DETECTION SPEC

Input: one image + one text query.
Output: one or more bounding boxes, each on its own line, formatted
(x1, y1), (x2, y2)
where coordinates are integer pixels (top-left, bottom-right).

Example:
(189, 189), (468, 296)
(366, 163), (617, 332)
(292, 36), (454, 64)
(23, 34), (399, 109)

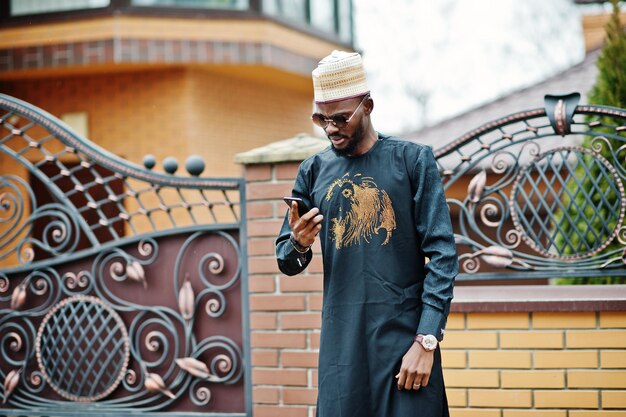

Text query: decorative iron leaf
(467, 170), (487, 205)
(178, 281), (195, 321)
(127, 261), (147, 289)
(3, 369), (20, 404)
(479, 245), (514, 268)
(144, 372), (175, 399)
(10, 284), (26, 310)
(176, 357), (215, 380)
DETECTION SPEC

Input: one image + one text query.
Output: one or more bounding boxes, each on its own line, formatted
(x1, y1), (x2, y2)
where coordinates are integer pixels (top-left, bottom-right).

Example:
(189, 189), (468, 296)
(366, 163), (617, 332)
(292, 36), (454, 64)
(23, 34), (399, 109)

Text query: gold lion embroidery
(325, 173), (396, 249)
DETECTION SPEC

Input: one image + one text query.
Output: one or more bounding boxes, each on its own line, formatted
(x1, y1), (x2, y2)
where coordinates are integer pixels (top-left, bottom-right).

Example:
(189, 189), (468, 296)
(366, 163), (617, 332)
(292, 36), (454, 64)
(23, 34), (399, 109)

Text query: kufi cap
(312, 50), (369, 104)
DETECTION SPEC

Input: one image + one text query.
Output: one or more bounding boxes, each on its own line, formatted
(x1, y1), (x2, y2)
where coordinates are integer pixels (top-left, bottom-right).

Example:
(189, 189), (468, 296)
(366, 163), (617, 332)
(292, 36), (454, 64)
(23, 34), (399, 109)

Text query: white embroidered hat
(312, 50), (369, 104)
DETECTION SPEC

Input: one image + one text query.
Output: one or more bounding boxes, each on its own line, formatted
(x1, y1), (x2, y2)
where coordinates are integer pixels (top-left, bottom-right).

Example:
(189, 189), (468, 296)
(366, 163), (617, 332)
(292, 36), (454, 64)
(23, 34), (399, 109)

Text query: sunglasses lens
(311, 113), (351, 128)
(331, 115), (349, 127)
(311, 114), (328, 128)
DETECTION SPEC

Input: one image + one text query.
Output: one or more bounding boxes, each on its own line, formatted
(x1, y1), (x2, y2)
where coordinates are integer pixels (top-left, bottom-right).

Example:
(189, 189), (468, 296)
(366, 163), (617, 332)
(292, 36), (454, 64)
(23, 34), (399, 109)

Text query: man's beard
(329, 123), (365, 157)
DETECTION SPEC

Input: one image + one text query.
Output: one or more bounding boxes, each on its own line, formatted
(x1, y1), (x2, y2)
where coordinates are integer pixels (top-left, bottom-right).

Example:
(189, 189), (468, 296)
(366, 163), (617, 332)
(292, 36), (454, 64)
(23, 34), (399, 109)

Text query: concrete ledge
(451, 285), (626, 312)
(235, 133), (328, 164)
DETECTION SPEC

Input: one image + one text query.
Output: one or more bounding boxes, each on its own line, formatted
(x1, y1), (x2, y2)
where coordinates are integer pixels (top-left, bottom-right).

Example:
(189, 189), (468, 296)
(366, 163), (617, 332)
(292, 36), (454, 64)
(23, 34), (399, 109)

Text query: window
(337, 0), (352, 42)
(131, 0), (248, 9)
(10, 0), (110, 16)
(262, 0), (352, 43)
(262, 0), (307, 23)
(310, 0), (335, 33)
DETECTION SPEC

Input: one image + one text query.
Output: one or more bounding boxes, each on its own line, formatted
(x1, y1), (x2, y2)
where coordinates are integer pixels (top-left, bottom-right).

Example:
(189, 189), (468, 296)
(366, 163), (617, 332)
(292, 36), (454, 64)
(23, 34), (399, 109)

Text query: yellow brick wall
(443, 311), (626, 417)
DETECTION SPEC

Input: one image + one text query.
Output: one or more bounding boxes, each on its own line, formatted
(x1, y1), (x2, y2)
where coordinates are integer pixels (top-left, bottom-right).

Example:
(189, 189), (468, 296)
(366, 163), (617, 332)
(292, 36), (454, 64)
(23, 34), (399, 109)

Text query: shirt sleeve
(275, 164), (314, 276)
(412, 146), (458, 340)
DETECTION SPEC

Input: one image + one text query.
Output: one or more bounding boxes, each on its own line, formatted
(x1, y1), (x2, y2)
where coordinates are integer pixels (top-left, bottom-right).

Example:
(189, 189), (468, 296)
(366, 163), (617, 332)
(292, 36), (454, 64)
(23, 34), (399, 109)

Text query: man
(275, 50), (458, 417)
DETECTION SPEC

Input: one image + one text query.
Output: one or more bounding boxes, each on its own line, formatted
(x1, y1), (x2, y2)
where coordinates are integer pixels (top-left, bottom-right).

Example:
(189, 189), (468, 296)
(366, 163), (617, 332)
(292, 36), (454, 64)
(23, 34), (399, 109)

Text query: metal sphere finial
(143, 154), (156, 170)
(162, 157), (179, 174)
(185, 155), (205, 176)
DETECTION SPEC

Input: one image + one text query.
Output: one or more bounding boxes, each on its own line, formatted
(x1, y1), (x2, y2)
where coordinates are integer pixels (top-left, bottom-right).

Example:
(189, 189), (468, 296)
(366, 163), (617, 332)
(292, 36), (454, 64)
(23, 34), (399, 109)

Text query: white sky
(353, 0), (588, 135)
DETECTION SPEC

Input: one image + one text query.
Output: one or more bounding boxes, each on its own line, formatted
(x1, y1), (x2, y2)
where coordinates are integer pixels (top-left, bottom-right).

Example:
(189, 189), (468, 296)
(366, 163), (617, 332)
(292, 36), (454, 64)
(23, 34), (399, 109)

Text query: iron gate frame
(0, 93), (252, 417)
(434, 93), (626, 281)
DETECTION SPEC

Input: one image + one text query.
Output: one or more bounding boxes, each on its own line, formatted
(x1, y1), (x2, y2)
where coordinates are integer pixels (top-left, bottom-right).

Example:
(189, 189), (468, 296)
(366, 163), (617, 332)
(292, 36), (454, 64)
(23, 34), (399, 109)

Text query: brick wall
(245, 161), (321, 417)
(243, 157), (626, 417)
(0, 68), (314, 268)
(1, 67), (313, 178)
(442, 310), (626, 416)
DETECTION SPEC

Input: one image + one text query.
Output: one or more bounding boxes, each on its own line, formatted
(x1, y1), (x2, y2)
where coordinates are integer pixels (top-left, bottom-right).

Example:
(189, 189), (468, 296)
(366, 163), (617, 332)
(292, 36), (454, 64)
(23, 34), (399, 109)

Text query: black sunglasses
(311, 95), (369, 129)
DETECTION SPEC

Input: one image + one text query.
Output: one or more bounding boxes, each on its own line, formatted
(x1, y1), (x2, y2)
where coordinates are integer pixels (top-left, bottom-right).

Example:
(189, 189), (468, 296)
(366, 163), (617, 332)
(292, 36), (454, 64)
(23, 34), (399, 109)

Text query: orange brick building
(0, 0), (354, 178)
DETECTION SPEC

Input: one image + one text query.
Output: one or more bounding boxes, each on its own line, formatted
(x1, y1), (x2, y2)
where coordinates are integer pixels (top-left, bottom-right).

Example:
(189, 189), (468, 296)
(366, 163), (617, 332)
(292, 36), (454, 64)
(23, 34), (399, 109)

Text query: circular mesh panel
(36, 295), (130, 402)
(510, 147), (625, 259)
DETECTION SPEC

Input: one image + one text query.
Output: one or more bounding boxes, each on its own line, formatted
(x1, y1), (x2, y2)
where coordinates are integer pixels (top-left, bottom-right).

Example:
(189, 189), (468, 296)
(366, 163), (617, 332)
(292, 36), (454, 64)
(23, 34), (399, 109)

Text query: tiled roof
(403, 49), (600, 147)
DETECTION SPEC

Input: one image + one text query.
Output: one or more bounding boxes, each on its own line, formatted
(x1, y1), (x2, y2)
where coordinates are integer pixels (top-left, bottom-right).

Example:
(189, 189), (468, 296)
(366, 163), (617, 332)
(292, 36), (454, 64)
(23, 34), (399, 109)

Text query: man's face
(313, 95), (370, 157)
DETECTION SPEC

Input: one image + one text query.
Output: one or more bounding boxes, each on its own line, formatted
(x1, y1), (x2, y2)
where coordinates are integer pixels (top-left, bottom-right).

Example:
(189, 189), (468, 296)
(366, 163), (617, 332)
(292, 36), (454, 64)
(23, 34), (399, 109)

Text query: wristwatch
(414, 334), (438, 351)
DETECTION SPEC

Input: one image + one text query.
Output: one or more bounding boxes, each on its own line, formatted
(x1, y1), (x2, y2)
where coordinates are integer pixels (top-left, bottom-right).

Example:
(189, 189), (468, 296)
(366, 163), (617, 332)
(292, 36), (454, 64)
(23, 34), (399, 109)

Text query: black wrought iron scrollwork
(0, 94), (242, 274)
(436, 98), (626, 279)
(509, 145), (624, 260)
(0, 94), (247, 415)
(35, 295), (131, 402)
(186, 337), (244, 406)
(0, 176), (84, 265)
(173, 231), (242, 320)
(2, 232), (245, 413)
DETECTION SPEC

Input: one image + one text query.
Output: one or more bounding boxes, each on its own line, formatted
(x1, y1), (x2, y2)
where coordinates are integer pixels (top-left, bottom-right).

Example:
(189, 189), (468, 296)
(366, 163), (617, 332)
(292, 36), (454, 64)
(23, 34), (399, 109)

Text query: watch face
(422, 335), (438, 350)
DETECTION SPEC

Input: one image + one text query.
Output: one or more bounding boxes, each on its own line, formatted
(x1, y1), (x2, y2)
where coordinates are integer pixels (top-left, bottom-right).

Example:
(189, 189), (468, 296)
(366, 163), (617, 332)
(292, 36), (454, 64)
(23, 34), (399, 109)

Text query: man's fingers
(290, 205), (323, 245)
(305, 214), (324, 231)
(297, 213), (322, 236)
(396, 369), (428, 391)
(396, 369), (407, 390)
(404, 372), (416, 391)
(289, 201), (300, 222)
(411, 373), (423, 390)
(412, 371), (430, 390)
(287, 202), (299, 228)
(292, 208), (321, 230)
(300, 207), (320, 222)
(395, 342), (435, 393)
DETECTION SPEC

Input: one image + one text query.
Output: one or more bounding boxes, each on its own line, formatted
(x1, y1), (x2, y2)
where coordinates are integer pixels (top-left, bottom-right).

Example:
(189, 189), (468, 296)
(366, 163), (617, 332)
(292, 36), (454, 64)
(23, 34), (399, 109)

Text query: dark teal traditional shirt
(276, 134), (458, 417)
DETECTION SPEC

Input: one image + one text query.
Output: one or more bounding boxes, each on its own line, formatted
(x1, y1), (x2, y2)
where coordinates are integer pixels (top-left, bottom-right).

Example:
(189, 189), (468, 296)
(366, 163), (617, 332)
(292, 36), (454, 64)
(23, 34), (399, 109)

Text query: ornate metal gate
(0, 94), (251, 416)
(436, 93), (626, 281)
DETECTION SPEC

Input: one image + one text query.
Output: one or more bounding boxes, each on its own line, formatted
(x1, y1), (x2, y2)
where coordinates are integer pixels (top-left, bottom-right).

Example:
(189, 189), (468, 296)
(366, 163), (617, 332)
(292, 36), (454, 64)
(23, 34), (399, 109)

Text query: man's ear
(364, 97), (374, 115)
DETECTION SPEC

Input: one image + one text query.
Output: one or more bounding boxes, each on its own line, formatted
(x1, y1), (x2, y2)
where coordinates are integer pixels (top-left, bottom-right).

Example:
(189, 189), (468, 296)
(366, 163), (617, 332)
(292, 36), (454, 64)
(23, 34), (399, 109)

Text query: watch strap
(290, 233), (311, 254)
(414, 334), (438, 351)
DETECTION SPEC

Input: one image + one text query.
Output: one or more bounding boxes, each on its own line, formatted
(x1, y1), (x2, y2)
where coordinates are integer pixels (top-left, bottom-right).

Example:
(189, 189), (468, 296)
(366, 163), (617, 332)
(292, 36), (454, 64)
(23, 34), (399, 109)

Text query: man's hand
(289, 202), (323, 247)
(394, 341), (435, 391)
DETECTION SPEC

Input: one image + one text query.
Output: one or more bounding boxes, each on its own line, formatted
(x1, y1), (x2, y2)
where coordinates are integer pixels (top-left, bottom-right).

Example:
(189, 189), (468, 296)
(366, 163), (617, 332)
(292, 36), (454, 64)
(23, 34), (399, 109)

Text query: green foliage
(555, 0), (626, 285)
(588, 0), (626, 111)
